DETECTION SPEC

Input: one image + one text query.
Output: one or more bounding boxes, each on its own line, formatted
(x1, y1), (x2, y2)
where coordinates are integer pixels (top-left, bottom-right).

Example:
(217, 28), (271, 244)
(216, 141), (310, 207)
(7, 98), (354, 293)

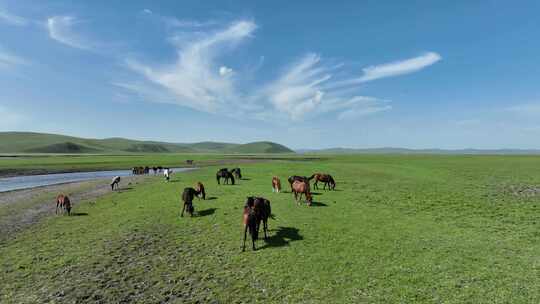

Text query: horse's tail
(248, 214), (258, 240)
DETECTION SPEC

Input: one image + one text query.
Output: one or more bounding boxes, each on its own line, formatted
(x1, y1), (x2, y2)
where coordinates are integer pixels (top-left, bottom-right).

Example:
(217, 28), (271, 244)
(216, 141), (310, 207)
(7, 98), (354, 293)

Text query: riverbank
(0, 154), (307, 178)
(0, 174), (154, 244)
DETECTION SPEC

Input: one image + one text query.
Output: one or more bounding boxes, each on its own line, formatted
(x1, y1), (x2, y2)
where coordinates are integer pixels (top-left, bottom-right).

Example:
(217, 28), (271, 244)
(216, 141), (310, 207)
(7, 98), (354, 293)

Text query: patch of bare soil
(0, 175), (148, 243)
(499, 184), (540, 198)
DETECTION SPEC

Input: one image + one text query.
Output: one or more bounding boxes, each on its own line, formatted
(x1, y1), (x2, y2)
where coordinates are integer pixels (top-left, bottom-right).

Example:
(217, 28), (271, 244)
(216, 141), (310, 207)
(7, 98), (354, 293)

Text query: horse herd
(53, 165), (336, 252)
(177, 167), (336, 251)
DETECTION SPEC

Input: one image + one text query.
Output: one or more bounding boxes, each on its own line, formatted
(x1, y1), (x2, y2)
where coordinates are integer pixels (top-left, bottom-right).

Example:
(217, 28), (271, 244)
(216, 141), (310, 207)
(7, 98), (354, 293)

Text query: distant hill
(297, 147), (540, 155)
(0, 132), (294, 154)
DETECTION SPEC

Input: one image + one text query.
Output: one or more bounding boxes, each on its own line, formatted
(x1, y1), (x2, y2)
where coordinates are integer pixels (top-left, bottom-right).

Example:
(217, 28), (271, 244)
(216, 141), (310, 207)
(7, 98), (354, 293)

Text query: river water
(0, 167), (196, 193)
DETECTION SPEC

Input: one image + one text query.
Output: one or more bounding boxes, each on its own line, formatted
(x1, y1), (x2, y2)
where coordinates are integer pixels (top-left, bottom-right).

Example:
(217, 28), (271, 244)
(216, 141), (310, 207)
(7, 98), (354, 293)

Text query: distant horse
(292, 180), (312, 206)
(242, 196), (271, 251)
(309, 173), (336, 190)
(152, 167), (157, 174)
(216, 169), (235, 185)
(231, 168), (242, 179)
(56, 194), (71, 215)
(132, 167), (145, 175)
(181, 187), (200, 217)
(287, 175), (310, 192)
(272, 176), (281, 193)
(196, 182), (206, 200)
(186, 160), (194, 165)
(111, 176), (121, 190)
(144, 166), (150, 174)
(164, 168), (172, 182)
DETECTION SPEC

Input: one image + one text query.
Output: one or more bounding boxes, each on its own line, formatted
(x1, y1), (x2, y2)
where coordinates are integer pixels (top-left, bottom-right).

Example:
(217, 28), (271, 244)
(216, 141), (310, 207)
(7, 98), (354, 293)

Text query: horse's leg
(181, 202), (185, 217)
(56, 201), (59, 214)
(242, 224), (248, 252)
(263, 218), (268, 239)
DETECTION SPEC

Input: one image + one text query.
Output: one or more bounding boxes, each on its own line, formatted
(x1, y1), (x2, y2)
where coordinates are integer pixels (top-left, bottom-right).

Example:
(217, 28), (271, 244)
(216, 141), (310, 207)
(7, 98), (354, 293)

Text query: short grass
(2, 155), (540, 303)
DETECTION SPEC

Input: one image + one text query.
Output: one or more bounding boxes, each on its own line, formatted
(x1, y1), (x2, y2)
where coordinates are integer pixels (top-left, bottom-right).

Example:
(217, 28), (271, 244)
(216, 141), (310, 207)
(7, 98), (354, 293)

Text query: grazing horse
(196, 182), (206, 200)
(111, 176), (121, 190)
(292, 180), (313, 206)
(186, 160), (193, 165)
(231, 168), (242, 179)
(287, 175), (310, 192)
(181, 187), (200, 217)
(242, 196), (271, 251)
(152, 167), (157, 174)
(309, 173), (336, 190)
(56, 194), (71, 215)
(272, 176), (282, 193)
(216, 169), (235, 185)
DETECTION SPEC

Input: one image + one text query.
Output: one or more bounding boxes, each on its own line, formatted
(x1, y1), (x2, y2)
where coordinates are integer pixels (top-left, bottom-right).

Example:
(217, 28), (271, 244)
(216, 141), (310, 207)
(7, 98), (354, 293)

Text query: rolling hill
(0, 132), (294, 154)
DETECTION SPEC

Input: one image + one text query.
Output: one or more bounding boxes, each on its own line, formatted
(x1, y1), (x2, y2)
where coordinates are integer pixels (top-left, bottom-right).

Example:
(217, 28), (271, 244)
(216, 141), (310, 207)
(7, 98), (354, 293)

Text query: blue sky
(1, 0), (540, 149)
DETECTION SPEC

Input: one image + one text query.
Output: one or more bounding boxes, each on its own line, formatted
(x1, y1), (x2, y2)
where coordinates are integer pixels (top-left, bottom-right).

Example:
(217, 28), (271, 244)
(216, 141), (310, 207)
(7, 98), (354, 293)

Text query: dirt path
(0, 175), (151, 244)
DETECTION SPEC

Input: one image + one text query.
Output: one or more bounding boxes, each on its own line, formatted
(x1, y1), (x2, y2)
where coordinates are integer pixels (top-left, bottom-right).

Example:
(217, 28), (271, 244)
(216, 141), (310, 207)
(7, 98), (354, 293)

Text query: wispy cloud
(124, 20), (256, 113)
(121, 19), (437, 122)
(356, 52), (441, 83)
(259, 53), (390, 120)
(505, 103), (540, 116)
(0, 9), (27, 26)
(47, 16), (96, 50)
(0, 47), (29, 69)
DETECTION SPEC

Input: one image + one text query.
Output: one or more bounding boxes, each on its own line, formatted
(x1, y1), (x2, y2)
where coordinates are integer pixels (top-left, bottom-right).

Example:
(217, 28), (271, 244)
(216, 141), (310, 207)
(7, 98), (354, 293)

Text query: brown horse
(242, 196), (271, 251)
(196, 182), (206, 200)
(56, 194), (71, 215)
(287, 175), (310, 192)
(292, 180), (312, 206)
(309, 173), (336, 190)
(272, 176), (281, 193)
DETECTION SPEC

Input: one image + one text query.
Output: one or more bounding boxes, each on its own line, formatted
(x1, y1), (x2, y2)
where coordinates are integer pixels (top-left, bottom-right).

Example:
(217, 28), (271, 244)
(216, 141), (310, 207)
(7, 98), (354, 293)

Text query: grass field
(2, 154), (540, 303)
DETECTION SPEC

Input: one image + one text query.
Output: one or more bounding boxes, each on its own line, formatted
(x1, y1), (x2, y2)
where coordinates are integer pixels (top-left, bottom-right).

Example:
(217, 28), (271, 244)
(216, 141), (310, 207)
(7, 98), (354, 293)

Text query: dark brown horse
(292, 180), (312, 206)
(196, 182), (206, 200)
(216, 169), (235, 185)
(181, 187), (200, 217)
(242, 196), (271, 251)
(56, 194), (71, 215)
(309, 173), (336, 190)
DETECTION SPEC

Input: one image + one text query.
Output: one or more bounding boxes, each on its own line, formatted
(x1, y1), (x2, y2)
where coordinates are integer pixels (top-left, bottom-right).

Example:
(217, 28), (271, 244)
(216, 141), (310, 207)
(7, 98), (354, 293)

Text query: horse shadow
(241, 178), (252, 181)
(260, 226), (303, 249)
(311, 192), (323, 196)
(310, 201), (328, 207)
(70, 212), (89, 216)
(169, 180), (181, 183)
(117, 187), (133, 193)
(197, 208), (217, 217)
(205, 197), (218, 200)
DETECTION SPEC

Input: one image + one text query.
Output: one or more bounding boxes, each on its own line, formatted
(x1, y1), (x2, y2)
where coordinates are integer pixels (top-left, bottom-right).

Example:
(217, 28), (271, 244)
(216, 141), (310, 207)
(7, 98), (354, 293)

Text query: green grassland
(2, 154), (540, 302)
(0, 132), (294, 154)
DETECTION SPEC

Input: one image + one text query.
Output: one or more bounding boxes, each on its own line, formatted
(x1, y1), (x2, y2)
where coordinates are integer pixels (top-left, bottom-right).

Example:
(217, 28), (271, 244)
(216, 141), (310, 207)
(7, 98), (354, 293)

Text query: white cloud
(162, 16), (216, 28)
(0, 9), (27, 26)
(219, 66), (233, 76)
(124, 20), (256, 113)
(142, 9), (153, 14)
(260, 53), (391, 120)
(47, 16), (96, 50)
(356, 52), (441, 83)
(0, 48), (29, 69)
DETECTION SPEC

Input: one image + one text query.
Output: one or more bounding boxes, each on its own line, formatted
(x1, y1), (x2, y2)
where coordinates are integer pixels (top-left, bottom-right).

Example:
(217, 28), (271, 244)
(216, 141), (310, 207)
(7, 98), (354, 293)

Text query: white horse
(111, 176), (121, 190)
(164, 168), (172, 182)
